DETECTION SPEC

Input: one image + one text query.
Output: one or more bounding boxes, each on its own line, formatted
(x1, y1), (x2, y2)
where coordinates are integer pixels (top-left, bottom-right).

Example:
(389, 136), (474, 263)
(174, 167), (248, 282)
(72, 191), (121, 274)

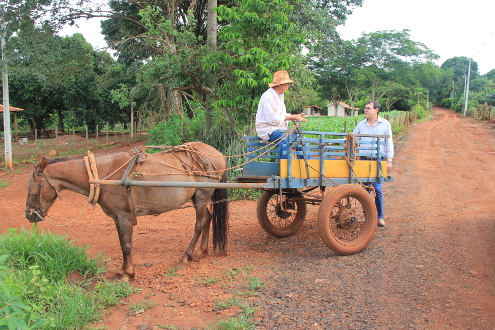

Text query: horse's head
(25, 158), (59, 223)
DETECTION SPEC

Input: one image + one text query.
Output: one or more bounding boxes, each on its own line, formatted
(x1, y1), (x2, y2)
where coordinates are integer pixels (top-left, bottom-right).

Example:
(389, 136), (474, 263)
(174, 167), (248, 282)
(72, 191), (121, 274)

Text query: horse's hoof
(177, 256), (191, 269)
(199, 249), (208, 258)
(114, 271), (134, 282)
(177, 262), (188, 270)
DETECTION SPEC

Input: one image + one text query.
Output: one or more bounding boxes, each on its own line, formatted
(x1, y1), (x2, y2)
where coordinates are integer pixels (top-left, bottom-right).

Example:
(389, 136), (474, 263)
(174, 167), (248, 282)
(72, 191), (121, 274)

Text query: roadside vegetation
(0, 227), (136, 329)
(0, 226), (266, 329)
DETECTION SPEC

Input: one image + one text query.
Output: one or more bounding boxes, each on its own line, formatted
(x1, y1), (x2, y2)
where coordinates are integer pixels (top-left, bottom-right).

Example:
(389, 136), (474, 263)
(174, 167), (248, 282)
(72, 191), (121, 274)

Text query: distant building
(326, 101), (359, 117)
(302, 105), (322, 116)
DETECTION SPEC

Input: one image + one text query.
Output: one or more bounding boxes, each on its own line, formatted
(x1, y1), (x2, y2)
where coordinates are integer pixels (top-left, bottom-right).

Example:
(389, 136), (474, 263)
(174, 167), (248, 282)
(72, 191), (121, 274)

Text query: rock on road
(255, 107), (495, 329)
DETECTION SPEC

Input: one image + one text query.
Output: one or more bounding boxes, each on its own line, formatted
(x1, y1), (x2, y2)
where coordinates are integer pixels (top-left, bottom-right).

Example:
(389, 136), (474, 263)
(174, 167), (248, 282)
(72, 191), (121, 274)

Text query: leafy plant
(163, 266), (181, 277)
(0, 255), (50, 330)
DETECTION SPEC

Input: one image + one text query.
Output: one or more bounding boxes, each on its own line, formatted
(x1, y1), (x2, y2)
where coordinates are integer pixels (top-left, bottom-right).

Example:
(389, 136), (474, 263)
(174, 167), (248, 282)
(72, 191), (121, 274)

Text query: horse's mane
(45, 149), (132, 165)
(46, 155), (83, 165)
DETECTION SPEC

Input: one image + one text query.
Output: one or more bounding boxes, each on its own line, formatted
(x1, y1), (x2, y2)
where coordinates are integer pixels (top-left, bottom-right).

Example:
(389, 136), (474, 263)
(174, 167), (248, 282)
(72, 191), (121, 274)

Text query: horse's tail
(212, 171), (229, 255)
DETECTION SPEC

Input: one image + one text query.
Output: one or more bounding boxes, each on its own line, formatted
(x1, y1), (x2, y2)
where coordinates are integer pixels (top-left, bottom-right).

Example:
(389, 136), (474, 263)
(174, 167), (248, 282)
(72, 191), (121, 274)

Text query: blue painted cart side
(237, 130), (394, 189)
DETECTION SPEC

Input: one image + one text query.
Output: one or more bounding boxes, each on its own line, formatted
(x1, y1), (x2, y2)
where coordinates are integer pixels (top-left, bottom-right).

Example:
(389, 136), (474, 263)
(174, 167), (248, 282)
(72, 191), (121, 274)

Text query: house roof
(0, 104), (24, 112)
(326, 101), (359, 110)
(303, 105), (322, 110)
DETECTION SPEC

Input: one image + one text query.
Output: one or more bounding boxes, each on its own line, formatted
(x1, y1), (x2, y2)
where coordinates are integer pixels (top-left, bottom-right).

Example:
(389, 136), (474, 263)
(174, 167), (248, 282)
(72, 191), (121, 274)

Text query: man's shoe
(377, 218), (385, 227)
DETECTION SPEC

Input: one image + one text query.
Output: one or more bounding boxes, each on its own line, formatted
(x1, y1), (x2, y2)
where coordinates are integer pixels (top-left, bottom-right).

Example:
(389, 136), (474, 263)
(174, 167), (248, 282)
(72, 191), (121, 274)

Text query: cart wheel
(257, 190), (307, 238)
(317, 184), (377, 255)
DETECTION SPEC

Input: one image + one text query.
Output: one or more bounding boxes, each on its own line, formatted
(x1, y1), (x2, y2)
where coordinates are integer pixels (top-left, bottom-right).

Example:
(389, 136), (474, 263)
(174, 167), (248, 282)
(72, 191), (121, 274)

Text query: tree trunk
(207, 0), (217, 47)
(56, 108), (64, 133)
(205, 0), (217, 131)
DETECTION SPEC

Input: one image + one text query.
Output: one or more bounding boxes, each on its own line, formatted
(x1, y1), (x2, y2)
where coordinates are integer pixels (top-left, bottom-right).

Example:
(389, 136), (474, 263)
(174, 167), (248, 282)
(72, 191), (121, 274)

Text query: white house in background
(302, 105), (322, 116)
(326, 101), (359, 117)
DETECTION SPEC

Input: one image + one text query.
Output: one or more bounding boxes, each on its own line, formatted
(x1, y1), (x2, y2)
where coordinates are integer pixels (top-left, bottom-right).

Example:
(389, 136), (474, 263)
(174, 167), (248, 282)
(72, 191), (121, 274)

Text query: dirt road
(1, 107), (495, 329)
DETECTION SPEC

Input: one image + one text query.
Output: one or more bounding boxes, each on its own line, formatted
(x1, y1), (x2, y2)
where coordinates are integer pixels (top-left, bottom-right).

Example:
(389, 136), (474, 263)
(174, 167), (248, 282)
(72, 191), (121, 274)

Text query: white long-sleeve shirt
(353, 116), (394, 159)
(255, 88), (288, 141)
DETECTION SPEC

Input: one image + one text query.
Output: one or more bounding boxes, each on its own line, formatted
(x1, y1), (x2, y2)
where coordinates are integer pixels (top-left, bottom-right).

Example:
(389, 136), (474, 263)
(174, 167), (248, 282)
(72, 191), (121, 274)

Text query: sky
(61, 0), (495, 75)
(337, 0), (495, 75)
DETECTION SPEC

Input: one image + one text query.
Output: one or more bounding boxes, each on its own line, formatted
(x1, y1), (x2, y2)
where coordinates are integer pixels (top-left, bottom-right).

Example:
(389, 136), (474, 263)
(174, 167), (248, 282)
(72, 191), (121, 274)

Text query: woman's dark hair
(367, 100), (381, 112)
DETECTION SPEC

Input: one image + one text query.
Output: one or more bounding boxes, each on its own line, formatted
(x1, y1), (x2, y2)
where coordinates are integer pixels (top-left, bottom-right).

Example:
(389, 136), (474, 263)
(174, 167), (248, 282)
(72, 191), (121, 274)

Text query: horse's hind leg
(178, 191), (211, 268)
(198, 211), (212, 257)
(113, 216), (135, 281)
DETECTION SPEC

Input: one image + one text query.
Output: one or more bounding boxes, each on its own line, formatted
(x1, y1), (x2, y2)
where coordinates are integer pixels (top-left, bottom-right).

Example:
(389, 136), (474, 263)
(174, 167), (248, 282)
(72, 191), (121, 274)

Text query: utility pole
(1, 12), (13, 169)
(426, 90), (430, 110)
(451, 80), (454, 110)
(463, 58), (472, 117)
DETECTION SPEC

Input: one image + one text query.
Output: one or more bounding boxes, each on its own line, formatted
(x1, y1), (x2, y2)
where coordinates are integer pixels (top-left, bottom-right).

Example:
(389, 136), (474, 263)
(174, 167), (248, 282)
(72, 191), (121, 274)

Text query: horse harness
(29, 145), (219, 226)
(26, 168), (60, 215)
(166, 143), (221, 180)
(115, 144), (219, 226)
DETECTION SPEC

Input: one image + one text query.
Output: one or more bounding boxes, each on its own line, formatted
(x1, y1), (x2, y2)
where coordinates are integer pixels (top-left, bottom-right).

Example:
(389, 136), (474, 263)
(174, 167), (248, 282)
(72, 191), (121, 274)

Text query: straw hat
(268, 70), (295, 87)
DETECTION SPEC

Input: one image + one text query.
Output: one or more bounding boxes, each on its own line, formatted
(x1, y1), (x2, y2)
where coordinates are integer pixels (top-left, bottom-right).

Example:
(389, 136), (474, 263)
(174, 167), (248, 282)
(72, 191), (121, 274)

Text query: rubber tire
(317, 184), (377, 255)
(257, 190), (307, 238)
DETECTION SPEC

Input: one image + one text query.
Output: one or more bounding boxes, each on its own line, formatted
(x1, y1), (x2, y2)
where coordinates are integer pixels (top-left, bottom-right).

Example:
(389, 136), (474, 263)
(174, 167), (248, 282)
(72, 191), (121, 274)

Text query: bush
(411, 105), (425, 119)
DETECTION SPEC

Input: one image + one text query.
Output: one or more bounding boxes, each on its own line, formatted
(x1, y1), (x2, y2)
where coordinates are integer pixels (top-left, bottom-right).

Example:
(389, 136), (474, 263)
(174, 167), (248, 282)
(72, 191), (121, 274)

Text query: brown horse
(25, 142), (229, 281)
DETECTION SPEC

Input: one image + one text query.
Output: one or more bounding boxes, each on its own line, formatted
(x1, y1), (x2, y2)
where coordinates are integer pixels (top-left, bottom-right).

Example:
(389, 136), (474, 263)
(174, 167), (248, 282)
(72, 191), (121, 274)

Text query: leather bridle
(25, 169), (59, 216)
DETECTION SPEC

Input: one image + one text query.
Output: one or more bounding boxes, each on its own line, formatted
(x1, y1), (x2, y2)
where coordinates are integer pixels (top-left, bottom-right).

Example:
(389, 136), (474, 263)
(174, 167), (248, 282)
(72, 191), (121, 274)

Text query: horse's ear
(38, 157), (48, 172)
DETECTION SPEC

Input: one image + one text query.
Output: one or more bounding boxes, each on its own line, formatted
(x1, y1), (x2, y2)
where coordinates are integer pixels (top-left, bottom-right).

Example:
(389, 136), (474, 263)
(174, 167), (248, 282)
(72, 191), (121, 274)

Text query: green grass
(0, 179), (9, 189)
(196, 275), (219, 286)
(0, 227), (136, 329)
(163, 266), (181, 277)
(207, 314), (255, 330)
(129, 299), (157, 313)
(203, 267), (265, 329)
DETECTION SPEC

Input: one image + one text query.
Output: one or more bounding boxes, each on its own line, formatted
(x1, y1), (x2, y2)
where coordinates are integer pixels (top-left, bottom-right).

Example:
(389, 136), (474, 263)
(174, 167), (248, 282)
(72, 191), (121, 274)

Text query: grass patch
(163, 266), (181, 277)
(0, 179), (9, 189)
(196, 275), (219, 286)
(207, 314), (255, 330)
(0, 227), (136, 329)
(203, 267), (266, 329)
(129, 299), (157, 313)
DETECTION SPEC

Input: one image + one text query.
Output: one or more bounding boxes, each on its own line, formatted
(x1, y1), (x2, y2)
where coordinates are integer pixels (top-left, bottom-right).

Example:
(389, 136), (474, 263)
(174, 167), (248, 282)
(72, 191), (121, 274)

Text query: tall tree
(8, 30), (120, 132)
(203, 0), (307, 131)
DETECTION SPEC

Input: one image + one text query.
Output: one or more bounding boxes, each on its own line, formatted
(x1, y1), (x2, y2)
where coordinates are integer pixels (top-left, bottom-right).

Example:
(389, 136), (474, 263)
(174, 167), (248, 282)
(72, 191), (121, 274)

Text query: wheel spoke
(330, 196), (366, 242)
(257, 190), (307, 237)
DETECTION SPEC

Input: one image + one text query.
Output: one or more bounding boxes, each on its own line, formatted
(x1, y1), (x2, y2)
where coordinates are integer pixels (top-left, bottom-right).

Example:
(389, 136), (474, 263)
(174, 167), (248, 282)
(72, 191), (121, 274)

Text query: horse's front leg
(113, 216), (135, 281)
(178, 199), (210, 268)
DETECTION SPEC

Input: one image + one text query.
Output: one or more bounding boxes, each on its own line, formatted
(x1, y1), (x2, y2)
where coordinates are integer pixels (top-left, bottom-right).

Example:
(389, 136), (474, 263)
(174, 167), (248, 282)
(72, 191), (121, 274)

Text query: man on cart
(255, 70), (307, 159)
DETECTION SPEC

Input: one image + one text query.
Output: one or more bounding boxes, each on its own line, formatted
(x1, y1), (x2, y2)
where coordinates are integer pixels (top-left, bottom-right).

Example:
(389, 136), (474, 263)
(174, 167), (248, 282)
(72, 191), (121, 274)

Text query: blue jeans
(363, 156), (385, 219)
(268, 129), (309, 159)
(373, 182), (384, 219)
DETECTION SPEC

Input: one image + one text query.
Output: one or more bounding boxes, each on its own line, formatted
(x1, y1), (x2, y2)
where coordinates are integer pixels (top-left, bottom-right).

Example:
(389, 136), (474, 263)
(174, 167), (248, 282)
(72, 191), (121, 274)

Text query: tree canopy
(2, 0), (494, 145)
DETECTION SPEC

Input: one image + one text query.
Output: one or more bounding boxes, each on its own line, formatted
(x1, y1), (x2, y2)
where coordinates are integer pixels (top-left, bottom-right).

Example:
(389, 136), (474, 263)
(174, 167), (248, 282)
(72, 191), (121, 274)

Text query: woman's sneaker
(378, 218), (385, 227)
